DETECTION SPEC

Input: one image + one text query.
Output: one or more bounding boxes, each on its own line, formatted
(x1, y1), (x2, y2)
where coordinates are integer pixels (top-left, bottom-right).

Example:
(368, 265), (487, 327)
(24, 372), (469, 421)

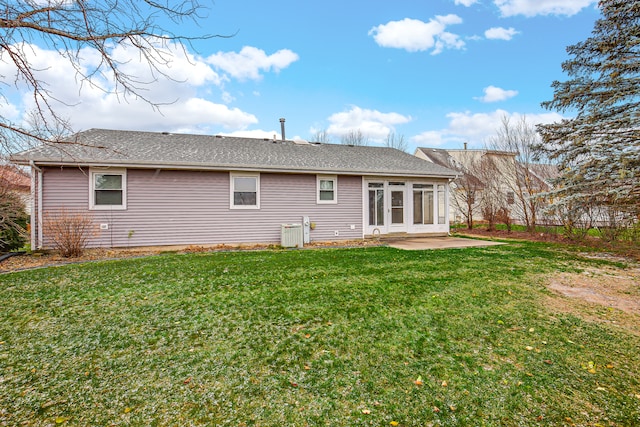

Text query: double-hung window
(90, 168), (126, 210)
(317, 175), (337, 204)
(231, 173), (260, 209)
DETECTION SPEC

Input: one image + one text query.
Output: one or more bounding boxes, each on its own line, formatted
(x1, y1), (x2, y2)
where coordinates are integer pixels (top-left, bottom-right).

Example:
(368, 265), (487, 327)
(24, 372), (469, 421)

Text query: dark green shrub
(0, 192), (28, 252)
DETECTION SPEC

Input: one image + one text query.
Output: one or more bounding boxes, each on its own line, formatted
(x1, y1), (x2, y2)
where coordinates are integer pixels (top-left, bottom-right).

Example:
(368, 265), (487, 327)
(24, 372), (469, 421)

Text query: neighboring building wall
(40, 167), (363, 248)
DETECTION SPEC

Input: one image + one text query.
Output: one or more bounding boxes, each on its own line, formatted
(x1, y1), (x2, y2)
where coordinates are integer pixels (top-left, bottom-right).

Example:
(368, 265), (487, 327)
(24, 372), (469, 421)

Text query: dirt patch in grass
(544, 264), (640, 336)
(455, 228), (640, 335)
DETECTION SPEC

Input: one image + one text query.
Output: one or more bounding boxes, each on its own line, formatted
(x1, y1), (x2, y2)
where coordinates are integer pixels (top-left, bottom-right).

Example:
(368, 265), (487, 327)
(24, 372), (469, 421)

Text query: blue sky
(1, 0), (601, 152)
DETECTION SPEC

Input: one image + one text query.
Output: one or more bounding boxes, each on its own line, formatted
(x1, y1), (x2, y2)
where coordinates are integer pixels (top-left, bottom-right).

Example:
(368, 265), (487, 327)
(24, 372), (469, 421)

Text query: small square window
(317, 175), (337, 204)
(231, 173), (260, 209)
(90, 169), (126, 210)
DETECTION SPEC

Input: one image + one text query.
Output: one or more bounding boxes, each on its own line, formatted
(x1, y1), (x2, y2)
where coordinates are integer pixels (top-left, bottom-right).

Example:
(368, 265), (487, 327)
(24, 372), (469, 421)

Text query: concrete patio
(383, 236), (506, 250)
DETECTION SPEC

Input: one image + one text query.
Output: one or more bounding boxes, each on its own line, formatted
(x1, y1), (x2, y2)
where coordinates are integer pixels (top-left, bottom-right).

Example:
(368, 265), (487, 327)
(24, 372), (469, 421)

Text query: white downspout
(30, 161), (43, 249)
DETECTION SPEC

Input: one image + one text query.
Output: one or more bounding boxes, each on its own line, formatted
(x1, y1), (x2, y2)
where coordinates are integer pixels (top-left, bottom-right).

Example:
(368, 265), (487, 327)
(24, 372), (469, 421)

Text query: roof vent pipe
(463, 142), (468, 150)
(279, 118), (286, 141)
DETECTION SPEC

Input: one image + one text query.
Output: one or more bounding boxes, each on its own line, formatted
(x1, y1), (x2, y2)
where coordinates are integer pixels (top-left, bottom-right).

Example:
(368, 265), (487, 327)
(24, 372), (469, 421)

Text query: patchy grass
(1, 243), (639, 426)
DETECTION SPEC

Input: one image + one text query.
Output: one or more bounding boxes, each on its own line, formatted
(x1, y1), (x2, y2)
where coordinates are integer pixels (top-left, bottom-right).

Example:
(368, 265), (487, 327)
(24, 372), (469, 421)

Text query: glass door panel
(368, 185), (384, 227)
(391, 191), (404, 224)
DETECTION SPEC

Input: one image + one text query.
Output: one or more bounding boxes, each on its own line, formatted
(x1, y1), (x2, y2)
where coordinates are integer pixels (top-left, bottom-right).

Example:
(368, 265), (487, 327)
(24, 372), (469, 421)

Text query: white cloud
(455, 0), (478, 6)
(475, 85), (519, 102)
(411, 109), (565, 147)
(369, 15), (465, 54)
(494, 0), (597, 17)
(409, 130), (446, 147)
(0, 100), (21, 121)
(0, 40), (265, 134)
(484, 27), (520, 40)
(325, 106), (412, 142)
(206, 46), (299, 81)
(42, 90), (258, 135)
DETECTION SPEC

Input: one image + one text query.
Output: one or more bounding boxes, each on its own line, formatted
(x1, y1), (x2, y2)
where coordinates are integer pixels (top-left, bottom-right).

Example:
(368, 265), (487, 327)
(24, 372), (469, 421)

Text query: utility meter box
(302, 216), (310, 244)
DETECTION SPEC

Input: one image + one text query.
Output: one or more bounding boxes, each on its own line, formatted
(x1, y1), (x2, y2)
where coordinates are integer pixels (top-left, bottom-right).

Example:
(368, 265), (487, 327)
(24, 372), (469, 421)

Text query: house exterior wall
(39, 167), (363, 248)
(445, 151), (520, 225)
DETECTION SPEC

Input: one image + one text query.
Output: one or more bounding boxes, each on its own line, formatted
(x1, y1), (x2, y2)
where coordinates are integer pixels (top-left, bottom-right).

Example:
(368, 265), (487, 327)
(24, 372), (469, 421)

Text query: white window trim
(317, 175), (337, 204)
(230, 172), (260, 209)
(89, 168), (127, 210)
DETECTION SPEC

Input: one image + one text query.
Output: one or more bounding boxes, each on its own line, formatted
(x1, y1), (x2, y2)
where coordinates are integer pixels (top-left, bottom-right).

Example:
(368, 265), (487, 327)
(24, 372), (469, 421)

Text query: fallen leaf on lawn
(55, 417), (70, 424)
(390, 422), (399, 426)
(414, 376), (423, 386)
(596, 387), (606, 391)
(582, 361), (597, 374)
(124, 407), (132, 413)
(304, 365), (311, 370)
(449, 405), (456, 411)
(290, 382), (298, 387)
(441, 380), (448, 387)
(525, 346), (534, 351)
(433, 406), (440, 413)
(606, 363), (614, 369)
(543, 360), (553, 365)
(304, 334), (311, 339)
(362, 409), (371, 415)
(183, 377), (192, 384)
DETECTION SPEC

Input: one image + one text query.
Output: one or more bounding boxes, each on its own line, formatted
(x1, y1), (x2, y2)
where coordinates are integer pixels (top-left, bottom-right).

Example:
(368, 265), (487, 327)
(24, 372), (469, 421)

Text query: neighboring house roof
(0, 164), (30, 192)
(414, 147), (482, 187)
(414, 148), (457, 169)
(415, 147), (559, 192)
(11, 129), (457, 178)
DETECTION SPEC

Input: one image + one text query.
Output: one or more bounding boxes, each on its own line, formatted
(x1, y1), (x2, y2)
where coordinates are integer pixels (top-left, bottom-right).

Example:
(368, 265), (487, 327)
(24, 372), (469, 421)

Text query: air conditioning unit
(281, 223), (303, 248)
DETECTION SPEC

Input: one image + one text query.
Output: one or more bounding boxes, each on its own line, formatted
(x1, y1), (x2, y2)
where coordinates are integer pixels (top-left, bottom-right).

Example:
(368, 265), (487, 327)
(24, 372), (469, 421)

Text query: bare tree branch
(0, 0), (227, 148)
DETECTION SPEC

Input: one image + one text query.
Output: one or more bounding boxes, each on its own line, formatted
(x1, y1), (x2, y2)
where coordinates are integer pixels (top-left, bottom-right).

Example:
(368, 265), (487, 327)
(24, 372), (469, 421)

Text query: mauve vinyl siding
(41, 167), (362, 248)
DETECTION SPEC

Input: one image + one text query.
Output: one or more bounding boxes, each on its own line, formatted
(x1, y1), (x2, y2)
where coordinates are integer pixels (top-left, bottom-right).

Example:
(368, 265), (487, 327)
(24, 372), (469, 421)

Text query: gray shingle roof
(12, 129), (457, 178)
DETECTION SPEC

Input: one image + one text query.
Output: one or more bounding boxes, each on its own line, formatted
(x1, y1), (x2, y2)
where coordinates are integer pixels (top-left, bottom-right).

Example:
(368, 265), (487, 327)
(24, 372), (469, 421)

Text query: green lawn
(1, 243), (639, 426)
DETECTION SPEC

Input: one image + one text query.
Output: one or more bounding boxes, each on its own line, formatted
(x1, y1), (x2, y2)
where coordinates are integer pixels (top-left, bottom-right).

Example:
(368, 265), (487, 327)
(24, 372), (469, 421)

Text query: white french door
(366, 181), (408, 235)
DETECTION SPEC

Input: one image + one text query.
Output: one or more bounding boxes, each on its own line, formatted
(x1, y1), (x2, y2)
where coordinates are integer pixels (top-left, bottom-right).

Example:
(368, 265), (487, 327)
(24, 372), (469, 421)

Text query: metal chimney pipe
(464, 142), (468, 150)
(279, 118), (286, 141)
